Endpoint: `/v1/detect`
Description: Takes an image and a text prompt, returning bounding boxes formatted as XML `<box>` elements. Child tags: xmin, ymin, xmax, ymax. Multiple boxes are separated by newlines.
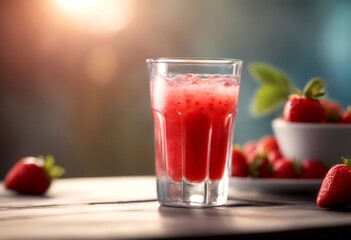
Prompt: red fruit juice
<box><xmin>151</xmin><ymin>74</ymin><xmax>240</xmax><ymax>183</ymax></box>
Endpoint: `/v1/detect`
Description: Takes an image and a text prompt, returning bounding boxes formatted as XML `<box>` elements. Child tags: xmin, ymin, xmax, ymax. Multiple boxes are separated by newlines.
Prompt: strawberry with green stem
<box><xmin>249</xmin><ymin>63</ymin><xmax>331</xmax><ymax>122</ymax></box>
<box><xmin>4</xmin><ymin>155</ymin><xmax>65</xmax><ymax>195</ymax></box>
<box><xmin>248</xmin><ymin>151</ymin><xmax>273</xmax><ymax>178</ymax></box>
<box><xmin>317</xmin><ymin>157</ymin><xmax>351</xmax><ymax>208</ymax></box>
<box><xmin>283</xmin><ymin>78</ymin><xmax>326</xmax><ymax>123</ymax></box>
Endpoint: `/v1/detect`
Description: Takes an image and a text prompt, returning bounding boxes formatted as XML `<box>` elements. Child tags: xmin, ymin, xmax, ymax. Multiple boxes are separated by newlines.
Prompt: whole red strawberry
<box><xmin>242</xmin><ymin>140</ymin><xmax>257</xmax><ymax>156</ymax></box>
<box><xmin>256</xmin><ymin>135</ymin><xmax>280</xmax><ymax>153</ymax></box>
<box><xmin>255</xmin><ymin>135</ymin><xmax>283</xmax><ymax>163</ymax></box>
<box><xmin>283</xmin><ymin>78</ymin><xmax>326</xmax><ymax>123</ymax></box>
<box><xmin>317</xmin><ymin>158</ymin><xmax>351</xmax><ymax>208</ymax></box>
<box><xmin>267</xmin><ymin>149</ymin><xmax>283</xmax><ymax>163</ymax></box>
<box><xmin>320</xmin><ymin>99</ymin><xmax>343</xmax><ymax>123</ymax></box>
<box><xmin>273</xmin><ymin>158</ymin><xmax>300</xmax><ymax>179</ymax></box>
<box><xmin>4</xmin><ymin>155</ymin><xmax>64</xmax><ymax>195</ymax></box>
<box><xmin>248</xmin><ymin>151</ymin><xmax>273</xmax><ymax>178</ymax></box>
<box><xmin>300</xmin><ymin>160</ymin><xmax>329</xmax><ymax>179</ymax></box>
<box><xmin>340</xmin><ymin>106</ymin><xmax>351</xmax><ymax>124</ymax></box>
<box><xmin>231</xmin><ymin>146</ymin><xmax>249</xmax><ymax>177</ymax></box>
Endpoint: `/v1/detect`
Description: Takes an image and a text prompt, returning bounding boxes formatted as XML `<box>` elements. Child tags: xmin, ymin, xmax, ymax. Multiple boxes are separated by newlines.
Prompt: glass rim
<box><xmin>146</xmin><ymin>57</ymin><xmax>242</xmax><ymax>65</ymax></box>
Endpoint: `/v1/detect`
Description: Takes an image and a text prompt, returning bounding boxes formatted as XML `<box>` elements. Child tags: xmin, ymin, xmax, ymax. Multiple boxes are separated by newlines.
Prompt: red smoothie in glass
<box><xmin>151</xmin><ymin>74</ymin><xmax>240</xmax><ymax>183</ymax></box>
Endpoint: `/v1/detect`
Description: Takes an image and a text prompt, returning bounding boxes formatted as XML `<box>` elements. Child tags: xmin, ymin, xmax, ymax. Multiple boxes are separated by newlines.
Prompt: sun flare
<box><xmin>55</xmin><ymin>0</ymin><xmax>133</xmax><ymax>36</ymax></box>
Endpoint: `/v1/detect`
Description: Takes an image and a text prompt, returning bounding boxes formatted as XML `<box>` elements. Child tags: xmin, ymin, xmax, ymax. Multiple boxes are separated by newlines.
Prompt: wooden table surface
<box><xmin>1</xmin><ymin>176</ymin><xmax>351</xmax><ymax>239</ymax></box>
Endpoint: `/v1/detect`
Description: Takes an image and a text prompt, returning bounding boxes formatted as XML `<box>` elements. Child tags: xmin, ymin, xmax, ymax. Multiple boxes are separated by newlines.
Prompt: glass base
<box><xmin>156</xmin><ymin>178</ymin><xmax>228</xmax><ymax>207</ymax></box>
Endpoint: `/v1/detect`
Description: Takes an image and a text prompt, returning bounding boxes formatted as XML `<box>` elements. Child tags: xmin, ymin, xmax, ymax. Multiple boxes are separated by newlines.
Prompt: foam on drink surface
<box><xmin>151</xmin><ymin>74</ymin><xmax>240</xmax><ymax>115</ymax></box>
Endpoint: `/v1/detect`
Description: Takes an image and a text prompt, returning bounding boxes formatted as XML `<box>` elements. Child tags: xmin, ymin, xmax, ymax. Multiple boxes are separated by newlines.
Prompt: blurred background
<box><xmin>1</xmin><ymin>0</ymin><xmax>351</xmax><ymax>179</ymax></box>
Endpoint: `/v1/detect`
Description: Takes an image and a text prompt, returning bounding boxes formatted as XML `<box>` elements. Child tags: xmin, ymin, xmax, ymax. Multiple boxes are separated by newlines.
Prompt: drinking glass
<box><xmin>147</xmin><ymin>58</ymin><xmax>242</xmax><ymax>207</ymax></box>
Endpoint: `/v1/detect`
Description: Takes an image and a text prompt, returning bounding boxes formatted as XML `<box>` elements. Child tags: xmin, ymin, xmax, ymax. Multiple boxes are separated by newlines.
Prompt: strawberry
<box><xmin>317</xmin><ymin>158</ymin><xmax>351</xmax><ymax>208</ymax></box>
<box><xmin>267</xmin><ymin>149</ymin><xmax>283</xmax><ymax>163</ymax></box>
<box><xmin>255</xmin><ymin>135</ymin><xmax>283</xmax><ymax>163</ymax></box>
<box><xmin>231</xmin><ymin>146</ymin><xmax>249</xmax><ymax>177</ymax></box>
<box><xmin>320</xmin><ymin>99</ymin><xmax>343</xmax><ymax>123</ymax></box>
<box><xmin>242</xmin><ymin>140</ymin><xmax>257</xmax><ymax>156</ymax></box>
<box><xmin>300</xmin><ymin>159</ymin><xmax>329</xmax><ymax>179</ymax></box>
<box><xmin>4</xmin><ymin>155</ymin><xmax>64</xmax><ymax>195</ymax></box>
<box><xmin>273</xmin><ymin>158</ymin><xmax>300</xmax><ymax>179</ymax></box>
<box><xmin>340</xmin><ymin>106</ymin><xmax>351</xmax><ymax>124</ymax></box>
<box><xmin>248</xmin><ymin>151</ymin><xmax>273</xmax><ymax>178</ymax></box>
<box><xmin>283</xmin><ymin>78</ymin><xmax>326</xmax><ymax>123</ymax></box>
<box><xmin>256</xmin><ymin>135</ymin><xmax>280</xmax><ymax>153</ymax></box>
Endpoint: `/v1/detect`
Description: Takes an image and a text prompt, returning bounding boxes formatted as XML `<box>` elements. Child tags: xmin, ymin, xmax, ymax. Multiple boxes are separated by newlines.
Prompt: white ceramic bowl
<box><xmin>272</xmin><ymin>118</ymin><xmax>351</xmax><ymax>167</ymax></box>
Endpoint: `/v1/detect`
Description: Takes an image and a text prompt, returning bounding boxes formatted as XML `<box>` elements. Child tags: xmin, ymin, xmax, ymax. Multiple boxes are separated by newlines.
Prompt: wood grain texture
<box><xmin>1</xmin><ymin>176</ymin><xmax>351</xmax><ymax>239</ymax></box>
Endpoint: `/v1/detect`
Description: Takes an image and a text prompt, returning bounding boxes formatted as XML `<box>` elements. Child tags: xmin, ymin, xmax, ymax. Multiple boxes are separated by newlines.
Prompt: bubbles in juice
<box><xmin>151</xmin><ymin>74</ymin><xmax>240</xmax><ymax>183</ymax></box>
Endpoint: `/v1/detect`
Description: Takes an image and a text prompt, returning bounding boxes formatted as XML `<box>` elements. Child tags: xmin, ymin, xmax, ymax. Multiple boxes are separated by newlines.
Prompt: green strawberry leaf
<box><xmin>342</xmin><ymin>157</ymin><xmax>351</xmax><ymax>168</ymax></box>
<box><xmin>249</xmin><ymin>63</ymin><xmax>292</xmax><ymax>116</ymax></box>
<box><xmin>251</xmin><ymin>85</ymin><xmax>290</xmax><ymax>116</ymax></box>
<box><xmin>292</xmin><ymin>159</ymin><xmax>302</xmax><ymax>177</ymax></box>
<box><xmin>43</xmin><ymin>155</ymin><xmax>65</xmax><ymax>180</ymax></box>
<box><xmin>249</xmin><ymin>63</ymin><xmax>291</xmax><ymax>88</ymax></box>
<box><xmin>303</xmin><ymin>77</ymin><xmax>326</xmax><ymax>99</ymax></box>
<box><xmin>249</xmin><ymin>159</ymin><xmax>260</xmax><ymax>178</ymax></box>
<box><xmin>292</xmin><ymin>87</ymin><xmax>303</xmax><ymax>96</ymax></box>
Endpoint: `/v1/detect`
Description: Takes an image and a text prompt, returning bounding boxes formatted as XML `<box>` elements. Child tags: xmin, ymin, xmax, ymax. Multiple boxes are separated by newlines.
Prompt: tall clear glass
<box><xmin>147</xmin><ymin>58</ymin><xmax>243</xmax><ymax>207</ymax></box>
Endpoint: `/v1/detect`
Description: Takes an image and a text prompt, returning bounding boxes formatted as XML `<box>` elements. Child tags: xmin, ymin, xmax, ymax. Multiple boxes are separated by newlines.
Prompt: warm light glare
<box><xmin>56</xmin><ymin>0</ymin><xmax>92</xmax><ymax>13</ymax></box>
<box><xmin>85</xmin><ymin>46</ymin><xmax>118</xmax><ymax>84</ymax></box>
<box><xmin>56</xmin><ymin>0</ymin><xmax>133</xmax><ymax>36</ymax></box>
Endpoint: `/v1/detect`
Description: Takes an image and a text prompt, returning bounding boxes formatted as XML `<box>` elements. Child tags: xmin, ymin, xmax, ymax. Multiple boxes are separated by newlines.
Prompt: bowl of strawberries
<box><xmin>272</xmin><ymin>78</ymin><xmax>351</xmax><ymax>168</ymax></box>
<box><xmin>230</xmin><ymin>63</ymin><xmax>351</xmax><ymax>195</ymax></box>
<box><xmin>230</xmin><ymin>134</ymin><xmax>329</xmax><ymax>194</ymax></box>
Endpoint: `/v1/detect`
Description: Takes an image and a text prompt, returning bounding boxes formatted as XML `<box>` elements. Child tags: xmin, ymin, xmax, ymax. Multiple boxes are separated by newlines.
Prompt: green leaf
<box><xmin>251</xmin><ymin>85</ymin><xmax>290</xmax><ymax>116</ymax></box>
<box><xmin>292</xmin><ymin>87</ymin><xmax>303</xmax><ymax>96</ymax></box>
<box><xmin>342</xmin><ymin>157</ymin><xmax>351</xmax><ymax>168</ymax></box>
<box><xmin>248</xmin><ymin>63</ymin><xmax>292</xmax><ymax>116</ymax></box>
<box><xmin>303</xmin><ymin>77</ymin><xmax>326</xmax><ymax>99</ymax></box>
<box><xmin>249</xmin><ymin>63</ymin><xmax>291</xmax><ymax>89</ymax></box>
<box><xmin>249</xmin><ymin>159</ymin><xmax>260</xmax><ymax>178</ymax></box>
<box><xmin>43</xmin><ymin>155</ymin><xmax>55</xmax><ymax>170</ymax></box>
<box><xmin>43</xmin><ymin>155</ymin><xmax>65</xmax><ymax>180</ymax></box>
